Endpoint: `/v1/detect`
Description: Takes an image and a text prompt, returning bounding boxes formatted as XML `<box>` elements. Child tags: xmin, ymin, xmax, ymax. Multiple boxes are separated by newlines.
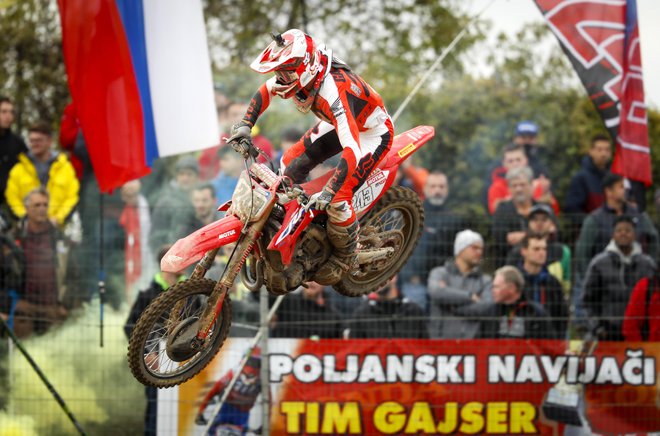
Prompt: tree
<box><xmin>203</xmin><ymin>0</ymin><xmax>481</xmax><ymax>102</ymax></box>
<box><xmin>0</xmin><ymin>0</ymin><xmax>68</xmax><ymax>131</ymax></box>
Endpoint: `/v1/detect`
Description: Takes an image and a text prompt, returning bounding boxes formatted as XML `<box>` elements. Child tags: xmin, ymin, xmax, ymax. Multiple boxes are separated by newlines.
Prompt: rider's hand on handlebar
<box><xmin>195</xmin><ymin>414</ymin><xmax>208</xmax><ymax>426</ymax></box>
<box><xmin>226</xmin><ymin>121</ymin><xmax>258</xmax><ymax>158</ymax></box>
<box><xmin>305</xmin><ymin>189</ymin><xmax>334</xmax><ymax>211</ymax></box>
<box><xmin>227</xmin><ymin>121</ymin><xmax>251</xmax><ymax>143</ymax></box>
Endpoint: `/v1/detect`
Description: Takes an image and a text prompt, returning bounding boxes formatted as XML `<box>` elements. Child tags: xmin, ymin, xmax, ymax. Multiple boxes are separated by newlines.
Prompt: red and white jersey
<box><xmin>244</xmin><ymin>59</ymin><xmax>392</xmax><ymax>200</ymax></box>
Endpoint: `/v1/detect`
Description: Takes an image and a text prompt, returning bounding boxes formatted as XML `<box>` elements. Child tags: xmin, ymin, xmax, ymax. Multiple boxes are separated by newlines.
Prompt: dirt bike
<box><xmin>127</xmin><ymin>125</ymin><xmax>435</xmax><ymax>388</ymax></box>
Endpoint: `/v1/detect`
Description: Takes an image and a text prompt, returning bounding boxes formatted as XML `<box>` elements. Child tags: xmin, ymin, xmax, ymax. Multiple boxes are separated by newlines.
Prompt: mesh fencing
<box><xmin>1</xmin><ymin>202</ymin><xmax>659</xmax><ymax>435</ymax></box>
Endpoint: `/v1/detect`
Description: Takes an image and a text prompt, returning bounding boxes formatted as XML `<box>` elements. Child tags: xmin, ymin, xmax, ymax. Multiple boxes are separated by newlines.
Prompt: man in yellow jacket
<box><xmin>5</xmin><ymin>122</ymin><xmax>79</xmax><ymax>226</ymax></box>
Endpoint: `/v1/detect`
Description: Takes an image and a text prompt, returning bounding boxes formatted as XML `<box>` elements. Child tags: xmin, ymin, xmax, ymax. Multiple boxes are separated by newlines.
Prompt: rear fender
<box><xmin>161</xmin><ymin>215</ymin><xmax>242</xmax><ymax>272</ymax></box>
<box><xmin>381</xmin><ymin>125</ymin><xmax>435</xmax><ymax>171</ymax></box>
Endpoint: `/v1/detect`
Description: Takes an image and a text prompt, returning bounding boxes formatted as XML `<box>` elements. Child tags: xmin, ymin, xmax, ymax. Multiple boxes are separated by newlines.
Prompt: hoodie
<box><xmin>582</xmin><ymin>240</ymin><xmax>656</xmax><ymax>340</ymax></box>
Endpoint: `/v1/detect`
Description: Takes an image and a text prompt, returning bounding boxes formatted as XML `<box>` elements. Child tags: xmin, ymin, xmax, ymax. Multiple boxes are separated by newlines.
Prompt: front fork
<box><xmin>189</xmin><ymin>211</ymin><xmax>272</xmax><ymax>350</ymax></box>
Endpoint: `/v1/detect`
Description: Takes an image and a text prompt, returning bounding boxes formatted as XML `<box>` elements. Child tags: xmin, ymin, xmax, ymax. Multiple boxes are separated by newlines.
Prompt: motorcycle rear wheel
<box><xmin>127</xmin><ymin>278</ymin><xmax>232</xmax><ymax>388</ymax></box>
<box><xmin>333</xmin><ymin>186</ymin><xmax>424</xmax><ymax>297</ymax></box>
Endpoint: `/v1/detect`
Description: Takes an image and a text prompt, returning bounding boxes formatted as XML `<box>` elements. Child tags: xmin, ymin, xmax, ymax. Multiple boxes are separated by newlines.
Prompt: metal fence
<box><xmin>1</xmin><ymin>202</ymin><xmax>659</xmax><ymax>435</ymax></box>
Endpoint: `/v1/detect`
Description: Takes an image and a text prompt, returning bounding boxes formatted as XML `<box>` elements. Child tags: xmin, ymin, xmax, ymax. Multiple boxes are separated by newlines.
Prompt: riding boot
<box><xmin>314</xmin><ymin>220</ymin><xmax>360</xmax><ymax>285</ymax></box>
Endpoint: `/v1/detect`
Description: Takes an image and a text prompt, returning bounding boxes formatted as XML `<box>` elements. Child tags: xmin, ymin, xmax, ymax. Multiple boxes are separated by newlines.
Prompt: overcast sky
<box><xmin>463</xmin><ymin>0</ymin><xmax>660</xmax><ymax>109</ymax></box>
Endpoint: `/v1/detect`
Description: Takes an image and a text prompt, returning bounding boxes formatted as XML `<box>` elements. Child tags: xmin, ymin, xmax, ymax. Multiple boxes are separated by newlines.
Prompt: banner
<box><xmin>58</xmin><ymin>0</ymin><xmax>218</xmax><ymax>193</ymax></box>
<box><xmin>166</xmin><ymin>339</ymin><xmax>660</xmax><ymax>435</ymax></box>
<box><xmin>533</xmin><ymin>0</ymin><xmax>651</xmax><ymax>186</ymax></box>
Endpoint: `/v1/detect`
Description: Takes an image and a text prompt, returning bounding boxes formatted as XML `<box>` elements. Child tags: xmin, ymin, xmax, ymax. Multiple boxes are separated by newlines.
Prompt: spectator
<box><xmin>12</xmin><ymin>188</ymin><xmax>68</xmax><ymax>337</ymax></box>
<box><xmin>124</xmin><ymin>245</ymin><xmax>185</xmax><ymax>436</ymax></box>
<box><xmin>180</xmin><ymin>183</ymin><xmax>221</xmax><ymax>236</ymax></box>
<box><xmin>574</xmin><ymin>173</ymin><xmax>658</xmax><ymax>280</ymax></box>
<box><xmin>516</xmin><ymin>232</ymin><xmax>568</xmax><ymax>337</ymax></box>
<box><xmin>512</xmin><ymin>120</ymin><xmax>550</xmax><ymax>178</ymax></box>
<box><xmin>0</xmin><ymin>96</ymin><xmax>27</xmax><ymax>208</ymax></box>
<box><xmin>473</xmin><ymin>266</ymin><xmax>557</xmax><ymax>339</ymax></box>
<box><xmin>427</xmin><ymin>230</ymin><xmax>492</xmax><ymax>339</ymax></box>
<box><xmin>395</xmin><ymin>159</ymin><xmax>429</xmax><ymax>199</ymax></box>
<box><xmin>623</xmin><ymin>275</ymin><xmax>660</xmax><ymax>341</ymax></box>
<box><xmin>58</xmin><ymin>101</ymin><xmax>85</xmax><ymax>181</ymax></box>
<box><xmin>272</xmin><ymin>126</ymin><xmax>304</xmax><ymax>174</ymax></box>
<box><xmin>506</xmin><ymin>203</ymin><xmax>571</xmax><ymax>294</ymax></box>
<box><xmin>149</xmin><ymin>156</ymin><xmax>198</xmax><ymax>253</ymax></box>
<box><xmin>348</xmin><ymin>276</ymin><xmax>428</xmax><ymax>339</ymax></box>
<box><xmin>488</xmin><ymin>144</ymin><xmax>558</xmax><ymax>215</ymax></box>
<box><xmin>582</xmin><ymin>216</ymin><xmax>656</xmax><ymax>341</ymax></box>
<box><xmin>271</xmin><ymin>281</ymin><xmax>343</xmax><ymax>338</ymax></box>
<box><xmin>198</xmin><ymin>100</ymin><xmax>273</xmax><ymax>180</ymax></box>
<box><xmin>400</xmin><ymin>170</ymin><xmax>466</xmax><ymax>311</ymax></box>
<box><xmin>492</xmin><ymin>166</ymin><xmax>536</xmax><ymax>265</ymax></box>
<box><xmin>119</xmin><ymin>180</ymin><xmax>153</xmax><ymax>301</ymax></box>
<box><xmin>482</xmin><ymin>121</ymin><xmax>551</xmax><ymax>212</ymax></box>
<box><xmin>5</xmin><ymin>122</ymin><xmax>79</xmax><ymax>226</ymax></box>
<box><xmin>211</xmin><ymin>146</ymin><xmax>244</xmax><ymax>207</ymax></box>
<box><xmin>564</xmin><ymin>133</ymin><xmax>612</xmax><ymax>221</ymax></box>
<box><xmin>0</xmin><ymin>218</ymin><xmax>24</xmax><ymax>332</ymax></box>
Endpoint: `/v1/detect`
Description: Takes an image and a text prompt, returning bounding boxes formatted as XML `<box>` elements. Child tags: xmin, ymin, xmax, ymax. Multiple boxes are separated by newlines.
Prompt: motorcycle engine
<box><xmin>262</xmin><ymin>221</ymin><xmax>332</xmax><ymax>295</ymax></box>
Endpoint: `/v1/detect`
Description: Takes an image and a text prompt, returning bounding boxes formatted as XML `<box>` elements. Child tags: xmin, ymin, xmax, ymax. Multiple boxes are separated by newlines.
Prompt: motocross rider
<box><xmin>228</xmin><ymin>29</ymin><xmax>394</xmax><ymax>284</ymax></box>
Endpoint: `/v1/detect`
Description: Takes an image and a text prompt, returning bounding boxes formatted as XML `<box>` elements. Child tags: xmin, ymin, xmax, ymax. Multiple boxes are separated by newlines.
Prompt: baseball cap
<box><xmin>528</xmin><ymin>203</ymin><xmax>554</xmax><ymax>220</ymax></box>
<box><xmin>515</xmin><ymin>121</ymin><xmax>539</xmax><ymax>136</ymax></box>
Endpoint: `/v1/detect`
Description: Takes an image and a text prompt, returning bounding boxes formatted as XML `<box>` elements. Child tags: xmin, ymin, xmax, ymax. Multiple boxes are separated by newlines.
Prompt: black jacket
<box><xmin>349</xmin><ymin>296</ymin><xmax>429</xmax><ymax>339</ymax></box>
<box><xmin>462</xmin><ymin>295</ymin><xmax>558</xmax><ymax>339</ymax></box>
<box><xmin>0</xmin><ymin>129</ymin><xmax>27</xmax><ymax>207</ymax></box>
<box><xmin>583</xmin><ymin>242</ymin><xmax>657</xmax><ymax>341</ymax></box>
<box><xmin>520</xmin><ymin>266</ymin><xmax>568</xmax><ymax>337</ymax></box>
<box><xmin>564</xmin><ymin>156</ymin><xmax>608</xmax><ymax>219</ymax></box>
<box><xmin>124</xmin><ymin>276</ymin><xmax>168</xmax><ymax>339</ymax></box>
<box><xmin>492</xmin><ymin>200</ymin><xmax>537</xmax><ymax>266</ymax></box>
<box><xmin>272</xmin><ymin>291</ymin><xmax>344</xmax><ymax>339</ymax></box>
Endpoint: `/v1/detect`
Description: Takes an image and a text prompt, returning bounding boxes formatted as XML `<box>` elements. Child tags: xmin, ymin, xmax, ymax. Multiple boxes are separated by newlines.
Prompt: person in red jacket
<box><xmin>58</xmin><ymin>102</ymin><xmax>84</xmax><ymax>181</ymax></box>
<box><xmin>229</xmin><ymin>29</ymin><xmax>394</xmax><ymax>284</ymax></box>
<box><xmin>623</xmin><ymin>276</ymin><xmax>660</xmax><ymax>341</ymax></box>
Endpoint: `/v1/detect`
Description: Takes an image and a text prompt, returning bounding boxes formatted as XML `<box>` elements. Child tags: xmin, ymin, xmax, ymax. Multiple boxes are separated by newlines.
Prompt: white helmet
<box><xmin>250</xmin><ymin>29</ymin><xmax>327</xmax><ymax>100</ymax></box>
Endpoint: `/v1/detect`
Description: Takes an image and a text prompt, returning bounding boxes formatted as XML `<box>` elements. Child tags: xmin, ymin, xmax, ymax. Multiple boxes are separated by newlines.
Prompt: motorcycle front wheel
<box><xmin>333</xmin><ymin>186</ymin><xmax>424</xmax><ymax>297</ymax></box>
<box><xmin>127</xmin><ymin>278</ymin><xmax>232</xmax><ymax>388</ymax></box>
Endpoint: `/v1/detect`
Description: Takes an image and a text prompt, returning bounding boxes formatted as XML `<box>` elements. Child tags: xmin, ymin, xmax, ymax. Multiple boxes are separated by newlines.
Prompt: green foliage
<box><xmin>0</xmin><ymin>0</ymin><xmax>68</xmax><ymax>131</ymax></box>
<box><xmin>203</xmin><ymin>0</ymin><xmax>481</xmax><ymax>98</ymax></box>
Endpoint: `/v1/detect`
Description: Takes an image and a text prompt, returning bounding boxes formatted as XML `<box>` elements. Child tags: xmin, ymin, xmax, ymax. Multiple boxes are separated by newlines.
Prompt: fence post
<box><xmin>259</xmin><ymin>286</ymin><xmax>270</xmax><ymax>435</ymax></box>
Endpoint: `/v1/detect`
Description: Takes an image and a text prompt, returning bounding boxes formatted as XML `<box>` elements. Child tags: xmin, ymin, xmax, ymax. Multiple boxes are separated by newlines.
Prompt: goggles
<box><xmin>275</xmin><ymin>70</ymin><xmax>298</xmax><ymax>85</ymax></box>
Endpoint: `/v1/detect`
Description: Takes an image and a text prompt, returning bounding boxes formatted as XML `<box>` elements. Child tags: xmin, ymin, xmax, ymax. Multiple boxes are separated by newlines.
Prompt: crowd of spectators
<box><xmin>267</xmin><ymin>119</ymin><xmax>660</xmax><ymax>342</ymax></box>
<box><xmin>1</xmin><ymin>88</ymin><xmax>658</xmax><ymax>345</ymax></box>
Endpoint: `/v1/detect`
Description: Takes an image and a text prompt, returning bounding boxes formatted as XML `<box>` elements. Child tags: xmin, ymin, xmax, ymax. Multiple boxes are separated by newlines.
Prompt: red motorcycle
<box><xmin>128</xmin><ymin>125</ymin><xmax>435</xmax><ymax>387</ymax></box>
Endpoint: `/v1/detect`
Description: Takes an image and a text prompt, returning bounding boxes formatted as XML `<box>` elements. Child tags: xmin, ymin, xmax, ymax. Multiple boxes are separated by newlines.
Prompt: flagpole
<box><xmin>391</xmin><ymin>0</ymin><xmax>498</xmax><ymax>123</ymax></box>
<box><xmin>99</xmin><ymin>192</ymin><xmax>105</xmax><ymax>348</ymax></box>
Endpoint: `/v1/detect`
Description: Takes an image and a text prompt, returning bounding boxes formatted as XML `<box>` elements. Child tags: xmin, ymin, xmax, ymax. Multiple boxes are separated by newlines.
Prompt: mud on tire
<box><xmin>127</xmin><ymin>278</ymin><xmax>232</xmax><ymax>388</ymax></box>
<box><xmin>333</xmin><ymin>186</ymin><xmax>424</xmax><ymax>297</ymax></box>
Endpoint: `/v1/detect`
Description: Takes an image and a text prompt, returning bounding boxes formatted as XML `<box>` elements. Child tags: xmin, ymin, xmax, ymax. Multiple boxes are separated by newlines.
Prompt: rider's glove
<box><xmin>306</xmin><ymin>189</ymin><xmax>334</xmax><ymax>211</ymax></box>
<box><xmin>195</xmin><ymin>414</ymin><xmax>208</xmax><ymax>426</ymax></box>
<box><xmin>227</xmin><ymin>121</ymin><xmax>252</xmax><ymax>142</ymax></box>
<box><xmin>227</xmin><ymin>121</ymin><xmax>253</xmax><ymax>157</ymax></box>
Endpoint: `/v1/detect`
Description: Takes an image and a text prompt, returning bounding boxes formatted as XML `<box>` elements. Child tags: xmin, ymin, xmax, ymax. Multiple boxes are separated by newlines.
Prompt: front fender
<box><xmin>160</xmin><ymin>215</ymin><xmax>242</xmax><ymax>273</ymax></box>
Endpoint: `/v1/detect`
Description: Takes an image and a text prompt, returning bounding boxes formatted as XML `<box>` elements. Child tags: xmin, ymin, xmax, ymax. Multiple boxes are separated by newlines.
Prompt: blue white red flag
<box><xmin>534</xmin><ymin>0</ymin><xmax>651</xmax><ymax>185</ymax></box>
<box><xmin>58</xmin><ymin>0</ymin><xmax>219</xmax><ymax>192</ymax></box>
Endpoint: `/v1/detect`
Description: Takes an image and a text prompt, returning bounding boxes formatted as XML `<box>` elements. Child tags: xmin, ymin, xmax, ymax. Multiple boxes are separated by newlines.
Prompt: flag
<box><xmin>58</xmin><ymin>0</ymin><xmax>219</xmax><ymax>192</ymax></box>
<box><xmin>534</xmin><ymin>0</ymin><xmax>651</xmax><ymax>186</ymax></box>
